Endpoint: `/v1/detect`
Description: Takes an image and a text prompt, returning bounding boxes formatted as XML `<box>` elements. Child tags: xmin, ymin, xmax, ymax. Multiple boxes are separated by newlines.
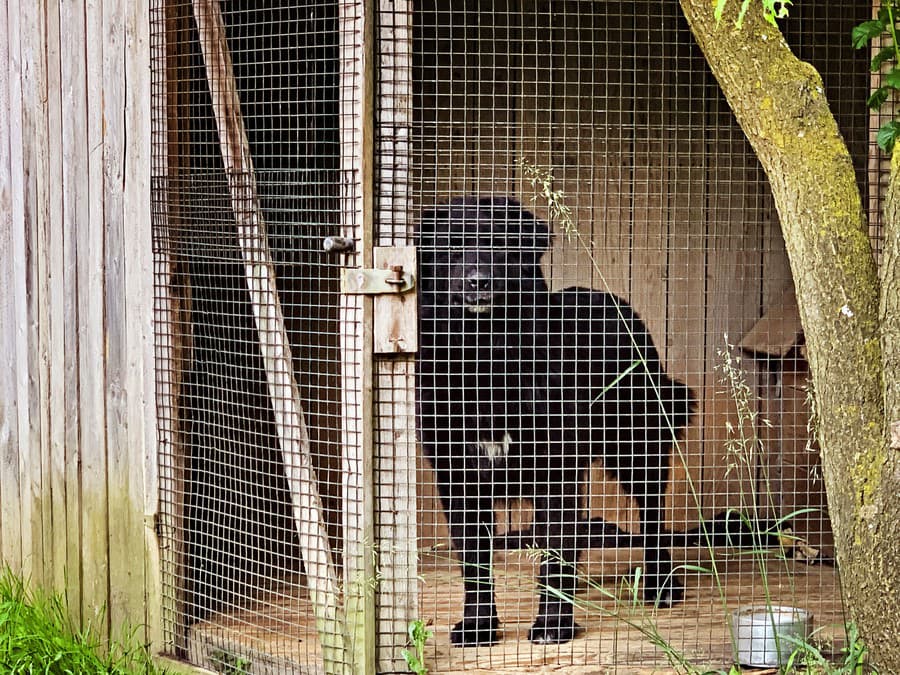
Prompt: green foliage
<box><xmin>780</xmin><ymin>622</ymin><xmax>873</xmax><ymax>674</ymax></box>
<box><xmin>400</xmin><ymin>619</ymin><xmax>433</xmax><ymax>675</ymax></box>
<box><xmin>852</xmin><ymin>3</ymin><xmax>900</xmax><ymax>153</ymax></box>
<box><xmin>0</xmin><ymin>567</ymin><xmax>167</xmax><ymax>674</ymax></box>
<box><xmin>209</xmin><ymin>649</ymin><xmax>252</xmax><ymax>675</ymax></box>
<box><xmin>713</xmin><ymin>0</ymin><xmax>792</xmax><ymax>29</ymax></box>
<box><xmin>760</xmin><ymin>0</ymin><xmax>792</xmax><ymax>26</ymax></box>
<box><xmin>878</xmin><ymin>120</ymin><xmax>900</xmax><ymax>154</ymax></box>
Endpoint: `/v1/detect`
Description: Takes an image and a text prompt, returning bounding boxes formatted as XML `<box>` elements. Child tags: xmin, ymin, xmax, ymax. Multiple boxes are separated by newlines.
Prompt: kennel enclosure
<box><xmin>0</xmin><ymin>1</ymin><xmax>880</xmax><ymax>674</ymax></box>
<box><xmin>148</xmin><ymin>1</ymin><xmax>877</xmax><ymax>672</ymax></box>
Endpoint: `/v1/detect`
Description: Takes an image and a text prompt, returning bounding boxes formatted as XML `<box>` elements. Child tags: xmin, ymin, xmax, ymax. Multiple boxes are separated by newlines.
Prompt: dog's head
<box><xmin>418</xmin><ymin>196</ymin><xmax>551</xmax><ymax>316</ymax></box>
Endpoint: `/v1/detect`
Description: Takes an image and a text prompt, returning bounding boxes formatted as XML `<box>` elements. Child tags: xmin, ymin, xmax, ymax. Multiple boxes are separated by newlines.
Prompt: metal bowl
<box><xmin>732</xmin><ymin>605</ymin><xmax>812</xmax><ymax>667</ymax></box>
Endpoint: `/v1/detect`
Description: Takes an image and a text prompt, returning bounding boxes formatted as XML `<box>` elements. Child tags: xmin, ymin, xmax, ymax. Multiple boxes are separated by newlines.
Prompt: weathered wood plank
<box><xmin>44</xmin><ymin>0</ymin><xmax>69</xmax><ymax>598</ymax></box>
<box><xmin>339</xmin><ymin>1</ymin><xmax>377</xmax><ymax>673</ymax></box>
<box><xmin>81</xmin><ymin>0</ymin><xmax>112</xmax><ymax>630</ymax></box>
<box><xmin>700</xmin><ymin>109</ymin><xmax>766</xmax><ymax>520</ymax></box>
<box><xmin>469</xmin><ymin>10</ymin><xmax>517</xmax><ymax>197</ymax></box>
<box><xmin>123</xmin><ymin>0</ymin><xmax>154</xmax><ymax>643</ymax></box>
<box><xmin>18</xmin><ymin>0</ymin><xmax>50</xmax><ymax>589</ymax></box>
<box><xmin>663</xmin><ymin>29</ymin><xmax>711</xmax><ymax>531</ymax></box>
<box><xmin>102</xmin><ymin>0</ymin><xmax>137</xmax><ymax>636</ymax></box>
<box><xmin>664</xmin><ymin>133</ymin><xmax>709</xmax><ymax>530</ymax></box>
<box><xmin>628</xmin><ymin>3</ymin><xmax>671</xmax><ymax>361</ymax></box>
<box><xmin>415</xmin><ymin>1</ymin><xmax>474</xmax><ymax>206</ymax></box>
<box><xmin>58</xmin><ymin>0</ymin><xmax>90</xmax><ymax>624</ymax></box>
<box><xmin>0</xmin><ymin>0</ymin><xmax>24</xmax><ymax>572</ymax></box>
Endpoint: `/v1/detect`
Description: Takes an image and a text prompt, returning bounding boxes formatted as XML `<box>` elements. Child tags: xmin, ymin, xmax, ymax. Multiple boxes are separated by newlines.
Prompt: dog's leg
<box><xmin>528</xmin><ymin>491</ymin><xmax>583</xmax><ymax>644</ymax></box>
<box><xmin>636</xmin><ymin>490</ymin><xmax>685</xmax><ymax>607</ymax></box>
<box><xmin>443</xmin><ymin>487</ymin><xmax>499</xmax><ymax>647</ymax></box>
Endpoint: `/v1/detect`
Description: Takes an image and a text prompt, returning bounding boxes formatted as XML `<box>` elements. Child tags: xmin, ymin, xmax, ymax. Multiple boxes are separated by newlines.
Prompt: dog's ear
<box><xmin>418</xmin><ymin>195</ymin><xmax>551</xmax><ymax>255</ymax></box>
<box><xmin>417</xmin><ymin>204</ymin><xmax>448</xmax><ymax>251</ymax></box>
<box><xmin>477</xmin><ymin>196</ymin><xmax>550</xmax><ymax>256</ymax></box>
<box><xmin>418</xmin><ymin>199</ymin><xmax>471</xmax><ymax>251</ymax></box>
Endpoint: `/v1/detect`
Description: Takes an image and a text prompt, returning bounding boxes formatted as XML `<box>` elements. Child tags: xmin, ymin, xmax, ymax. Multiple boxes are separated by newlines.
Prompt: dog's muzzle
<box><xmin>465</xmin><ymin>298</ymin><xmax>493</xmax><ymax>314</ymax></box>
<box><xmin>463</xmin><ymin>273</ymin><xmax>494</xmax><ymax>313</ymax></box>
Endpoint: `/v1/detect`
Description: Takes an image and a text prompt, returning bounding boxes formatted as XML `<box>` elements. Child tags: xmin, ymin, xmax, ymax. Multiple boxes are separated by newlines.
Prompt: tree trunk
<box><xmin>678</xmin><ymin>1</ymin><xmax>900</xmax><ymax>669</ymax></box>
<box><xmin>882</xmin><ymin>150</ymin><xmax>900</xmax><ymax>442</ymax></box>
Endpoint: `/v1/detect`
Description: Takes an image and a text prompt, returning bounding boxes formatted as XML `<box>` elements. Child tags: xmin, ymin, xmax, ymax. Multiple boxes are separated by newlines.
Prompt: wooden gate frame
<box><xmin>150</xmin><ymin>2</ymin><xmax>418</xmax><ymax>674</ymax></box>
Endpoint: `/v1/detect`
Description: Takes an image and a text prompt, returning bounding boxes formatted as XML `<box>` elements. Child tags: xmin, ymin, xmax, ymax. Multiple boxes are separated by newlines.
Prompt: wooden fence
<box><xmin>0</xmin><ymin>0</ymin><xmax>158</xmax><ymax>653</ymax></box>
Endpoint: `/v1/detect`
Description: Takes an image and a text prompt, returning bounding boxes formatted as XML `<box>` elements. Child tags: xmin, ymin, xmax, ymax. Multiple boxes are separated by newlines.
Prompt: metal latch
<box><xmin>341</xmin><ymin>265</ymin><xmax>415</xmax><ymax>295</ymax></box>
<box><xmin>339</xmin><ymin>246</ymin><xmax>418</xmax><ymax>354</ymax></box>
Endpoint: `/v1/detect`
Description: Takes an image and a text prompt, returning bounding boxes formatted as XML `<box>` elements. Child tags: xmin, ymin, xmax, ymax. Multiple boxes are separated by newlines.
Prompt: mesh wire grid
<box><xmin>404</xmin><ymin>1</ymin><xmax>868</xmax><ymax>671</ymax></box>
<box><xmin>152</xmin><ymin>1</ymin><xmax>876</xmax><ymax>673</ymax></box>
<box><xmin>152</xmin><ymin>1</ymin><xmax>355</xmax><ymax>672</ymax></box>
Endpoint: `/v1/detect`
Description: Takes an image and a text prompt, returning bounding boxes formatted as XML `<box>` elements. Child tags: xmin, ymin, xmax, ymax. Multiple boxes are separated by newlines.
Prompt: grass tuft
<box><xmin>0</xmin><ymin>567</ymin><xmax>167</xmax><ymax>674</ymax></box>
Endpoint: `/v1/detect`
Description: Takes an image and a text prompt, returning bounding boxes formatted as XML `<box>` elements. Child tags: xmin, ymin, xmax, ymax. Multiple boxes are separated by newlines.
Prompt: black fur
<box><xmin>417</xmin><ymin>196</ymin><xmax>696</xmax><ymax>646</ymax></box>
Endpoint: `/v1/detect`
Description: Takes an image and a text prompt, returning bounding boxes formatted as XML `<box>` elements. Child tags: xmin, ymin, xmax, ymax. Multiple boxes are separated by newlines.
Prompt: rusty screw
<box><xmin>386</xmin><ymin>265</ymin><xmax>405</xmax><ymax>288</ymax></box>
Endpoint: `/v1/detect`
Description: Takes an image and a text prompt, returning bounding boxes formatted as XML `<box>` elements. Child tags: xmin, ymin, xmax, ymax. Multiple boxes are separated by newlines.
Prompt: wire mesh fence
<box><xmin>402</xmin><ymin>1</ymin><xmax>867</xmax><ymax>670</ymax></box>
<box><xmin>151</xmin><ymin>0</ymin><xmax>874</xmax><ymax>673</ymax></box>
<box><xmin>152</xmin><ymin>1</ymin><xmax>354</xmax><ymax>672</ymax></box>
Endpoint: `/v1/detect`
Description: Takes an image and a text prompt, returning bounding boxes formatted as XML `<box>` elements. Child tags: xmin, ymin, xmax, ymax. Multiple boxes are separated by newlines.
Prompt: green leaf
<box><xmin>877</xmin><ymin>120</ymin><xmax>900</xmax><ymax>153</ymax></box>
<box><xmin>868</xmin><ymin>86</ymin><xmax>891</xmax><ymax>111</ymax></box>
<box><xmin>713</xmin><ymin>0</ymin><xmax>727</xmax><ymax>25</ymax></box>
<box><xmin>734</xmin><ymin>0</ymin><xmax>752</xmax><ymax>30</ymax></box>
<box><xmin>885</xmin><ymin>68</ymin><xmax>900</xmax><ymax>89</ymax></box>
<box><xmin>852</xmin><ymin>19</ymin><xmax>887</xmax><ymax>49</ymax></box>
<box><xmin>871</xmin><ymin>46</ymin><xmax>897</xmax><ymax>73</ymax></box>
<box><xmin>761</xmin><ymin>0</ymin><xmax>792</xmax><ymax>26</ymax></box>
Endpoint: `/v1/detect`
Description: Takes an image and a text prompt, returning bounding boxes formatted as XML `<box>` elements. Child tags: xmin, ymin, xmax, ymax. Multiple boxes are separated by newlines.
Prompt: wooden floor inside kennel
<box><xmin>185</xmin><ymin>550</ymin><xmax>846</xmax><ymax>674</ymax></box>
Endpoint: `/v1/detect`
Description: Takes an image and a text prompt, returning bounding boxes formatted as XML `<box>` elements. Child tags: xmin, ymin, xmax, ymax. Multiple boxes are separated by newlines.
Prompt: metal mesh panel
<box><xmin>151</xmin><ymin>0</ymin><xmax>876</xmax><ymax>673</ymax></box>
<box><xmin>386</xmin><ymin>0</ymin><xmax>871</xmax><ymax>671</ymax></box>
<box><xmin>152</xmin><ymin>1</ymin><xmax>357</xmax><ymax>672</ymax></box>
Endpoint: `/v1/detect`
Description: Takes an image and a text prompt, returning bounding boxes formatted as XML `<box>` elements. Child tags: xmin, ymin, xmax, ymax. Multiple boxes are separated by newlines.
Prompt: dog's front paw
<box><xmin>450</xmin><ymin>615</ymin><xmax>500</xmax><ymax>647</ymax></box>
<box><xmin>528</xmin><ymin>616</ymin><xmax>583</xmax><ymax>645</ymax></box>
<box><xmin>643</xmin><ymin>573</ymin><xmax>685</xmax><ymax>608</ymax></box>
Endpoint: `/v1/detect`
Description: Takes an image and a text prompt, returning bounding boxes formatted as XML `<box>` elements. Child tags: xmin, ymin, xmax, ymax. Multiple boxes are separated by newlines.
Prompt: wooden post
<box><xmin>191</xmin><ymin>2</ymin><xmax>348</xmax><ymax>671</ymax></box>
<box><xmin>0</xmin><ymin>0</ymin><xmax>26</xmax><ymax>573</ymax></box>
<box><xmin>373</xmin><ymin>1</ymin><xmax>418</xmax><ymax>671</ymax></box>
<box><xmin>151</xmin><ymin>0</ymin><xmax>194</xmax><ymax>657</ymax></box>
<box><xmin>122</xmin><ymin>0</ymin><xmax>157</xmax><ymax>654</ymax></box>
<box><xmin>16</xmin><ymin>0</ymin><xmax>52</xmax><ymax>593</ymax></box>
<box><xmin>339</xmin><ymin>1</ymin><xmax>377</xmax><ymax>673</ymax></box>
<box><xmin>868</xmin><ymin>0</ymin><xmax>892</xmax><ymax>260</ymax></box>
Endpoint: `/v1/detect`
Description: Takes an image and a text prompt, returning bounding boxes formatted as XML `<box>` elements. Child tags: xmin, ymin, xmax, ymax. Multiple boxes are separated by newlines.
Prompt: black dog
<box><xmin>417</xmin><ymin>196</ymin><xmax>695</xmax><ymax>646</ymax></box>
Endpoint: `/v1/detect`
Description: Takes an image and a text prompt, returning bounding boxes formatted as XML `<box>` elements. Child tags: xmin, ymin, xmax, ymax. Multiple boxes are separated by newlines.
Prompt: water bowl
<box><xmin>732</xmin><ymin>605</ymin><xmax>811</xmax><ymax>667</ymax></box>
